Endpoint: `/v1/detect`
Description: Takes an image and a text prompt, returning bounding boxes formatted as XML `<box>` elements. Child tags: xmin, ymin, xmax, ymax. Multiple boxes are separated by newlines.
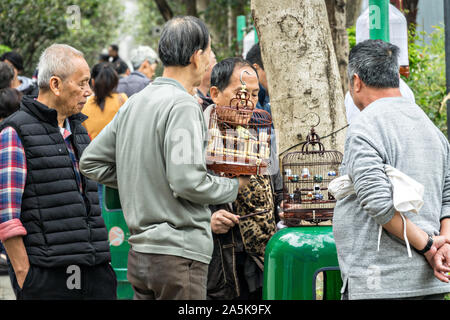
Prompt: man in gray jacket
<box><xmin>79</xmin><ymin>16</ymin><xmax>248</xmax><ymax>300</ymax></box>
<box><xmin>334</xmin><ymin>39</ymin><xmax>450</xmax><ymax>300</ymax></box>
<box><xmin>116</xmin><ymin>45</ymin><xmax>159</xmax><ymax>98</ymax></box>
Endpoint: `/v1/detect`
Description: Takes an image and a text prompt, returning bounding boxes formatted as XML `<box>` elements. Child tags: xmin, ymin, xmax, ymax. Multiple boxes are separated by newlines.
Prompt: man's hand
<box><xmin>2</xmin><ymin>236</ymin><xmax>30</xmax><ymax>289</ymax></box>
<box><xmin>425</xmin><ymin>242</ymin><xmax>450</xmax><ymax>283</ymax></box>
<box><xmin>15</xmin><ymin>266</ymin><xmax>30</xmax><ymax>289</ymax></box>
<box><xmin>423</xmin><ymin>235</ymin><xmax>450</xmax><ymax>260</ymax></box>
<box><xmin>211</xmin><ymin>209</ymin><xmax>239</xmax><ymax>234</ymax></box>
<box><xmin>278</xmin><ymin>201</ymin><xmax>286</xmax><ymax>221</ymax></box>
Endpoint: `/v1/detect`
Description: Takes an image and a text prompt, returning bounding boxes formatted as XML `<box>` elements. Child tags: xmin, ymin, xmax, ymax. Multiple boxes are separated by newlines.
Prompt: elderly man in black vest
<box><xmin>0</xmin><ymin>44</ymin><xmax>116</xmax><ymax>300</ymax></box>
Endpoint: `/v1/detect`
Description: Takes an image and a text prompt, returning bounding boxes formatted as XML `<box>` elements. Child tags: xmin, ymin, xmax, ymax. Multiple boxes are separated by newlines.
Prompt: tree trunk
<box><xmin>196</xmin><ymin>0</ymin><xmax>209</xmax><ymax>13</ymax></box>
<box><xmin>346</xmin><ymin>0</ymin><xmax>363</xmax><ymax>28</ymax></box>
<box><xmin>251</xmin><ymin>0</ymin><xmax>347</xmax><ymax>155</ymax></box>
<box><xmin>228</xmin><ymin>4</ymin><xmax>234</xmax><ymax>49</ymax></box>
<box><xmin>391</xmin><ymin>0</ymin><xmax>419</xmax><ymax>31</ymax></box>
<box><xmin>185</xmin><ymin>0</ymin><xmax>198</xmax><ymax>17</ymax></box>
<box><xmin>154</xmin><ymin>0</ymin><xmax>174</xmax><ymax>21</ymax></box>
<box><xmin>196</xmin><ymin>0</ymin><xmax>220</xmax><ymax>51</ymax></box>
<box><xmin>325</xmin><ymin>0</ymin><xmax>349</xmax><ymax>94</ymax></box>
<box><xmin>231</xmin><ymin>0</ymin><xmax>247</xmax><ymax>55</ymax></box>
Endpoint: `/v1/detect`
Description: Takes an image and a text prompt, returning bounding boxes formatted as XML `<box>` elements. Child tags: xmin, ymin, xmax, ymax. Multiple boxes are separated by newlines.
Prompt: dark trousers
<box><xmin>9</xmin><ymin>262</ymin><xmax>117</xmax><ymax>300</ymax></box>
<box><xmin>127</xmin><ymin>249</ymin><xmax>208</xmax><ymax>300</ymax></box>
<box><xmin>234</xmin><ymin>252</ymin><xmax>263</xmax><ymax>300</ymax></box>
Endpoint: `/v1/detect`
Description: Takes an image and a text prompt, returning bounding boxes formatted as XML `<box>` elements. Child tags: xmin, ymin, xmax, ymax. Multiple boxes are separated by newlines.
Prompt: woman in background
<box><xmin>82</xmin><ymin>62</ymin><xmax>127</xmax><ymax>140</ymax></box>
<box><xmin>0</xmin><ymin>88</ymin><xmax>21</xmax><ymax>122</ymax></box>
<box><xmin>82</xmin><ymin>62</ymin><xmax>127</xmax><ymax>207</ymax></box>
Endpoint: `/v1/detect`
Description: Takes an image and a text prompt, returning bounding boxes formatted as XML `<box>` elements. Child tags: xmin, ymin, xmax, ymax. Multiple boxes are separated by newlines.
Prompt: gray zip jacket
<box><xmin>79</xmin><ymin>77</ymin><xmax>239</xmax><ymax>264</ymax></box>
<box><xmin>334</xmin><ymin>97</ymin><xmax>450</xmax><ymax>299</ymax></box>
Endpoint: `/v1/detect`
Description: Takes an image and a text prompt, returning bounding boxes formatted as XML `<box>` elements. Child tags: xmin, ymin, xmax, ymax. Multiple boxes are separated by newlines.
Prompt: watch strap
<box><xmin>416</xmin><ymin>234</ymin><xmax>434</xmax><ymax>255</ymax></box>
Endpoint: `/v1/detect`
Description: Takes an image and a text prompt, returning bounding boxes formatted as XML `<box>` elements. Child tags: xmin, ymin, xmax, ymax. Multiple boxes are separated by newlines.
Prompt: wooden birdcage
<box><xmin>206</xmin><ymin>73</ymin><xmax>272</xmax><ymax>177</ymax></box>
<box><xmin>282</xmin><ymin>126</ymin><xmax>343</xmax><ymax>226</ymax></box>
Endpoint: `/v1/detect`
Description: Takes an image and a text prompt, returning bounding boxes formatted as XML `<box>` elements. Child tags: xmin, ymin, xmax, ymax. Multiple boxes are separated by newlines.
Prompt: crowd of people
<box><xmin>0</xmin><ymin>14</ymin><xmax>449</xmax><ymax>301</ymax></box>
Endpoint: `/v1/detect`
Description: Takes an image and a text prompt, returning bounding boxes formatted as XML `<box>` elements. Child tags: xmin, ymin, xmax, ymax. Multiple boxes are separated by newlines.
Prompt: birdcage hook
<box><xmin>239</xmin><ymin>70</ymin><xmax>253</xmax><ymax>91</ymax></box>
<box><xmin>226</xmin><ymin>70</ymin><xmax>256</xmax><ymax>111</ymax></box>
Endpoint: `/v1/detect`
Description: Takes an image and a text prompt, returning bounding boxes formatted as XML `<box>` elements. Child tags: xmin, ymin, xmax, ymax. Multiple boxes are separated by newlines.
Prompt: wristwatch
<box><xmin>416</xmin><ymin>234</ymin><xmax>434</xmax><ymax>255</ymax></box>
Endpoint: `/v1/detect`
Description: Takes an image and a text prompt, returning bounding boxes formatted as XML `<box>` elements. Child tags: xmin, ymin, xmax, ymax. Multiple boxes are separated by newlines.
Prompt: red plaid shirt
<box><xmin>0</xmin><ymin>120</ymin><xmax>82</xmax><ymax>242</ymax></box>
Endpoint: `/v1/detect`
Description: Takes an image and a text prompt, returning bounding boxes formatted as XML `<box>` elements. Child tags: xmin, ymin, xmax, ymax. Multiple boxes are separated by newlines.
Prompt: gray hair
<box><xmin>37</xmin><ymin>44</ymin><xmax>84</xmax><ymax>90</ymax></box>
<box><xmin>130</xmin><ymin>46</ymin><xmax>159</xmax><ymax>70</ymax></box>
<box><xmin>348</xmin><ymin>39</ymin><xmax>400</xmax><ymax>88</ymax></box>
<box><xmin>158</xmin><ymin>16</ymin><xmax>210</xmax><ymax>67</ymax></box>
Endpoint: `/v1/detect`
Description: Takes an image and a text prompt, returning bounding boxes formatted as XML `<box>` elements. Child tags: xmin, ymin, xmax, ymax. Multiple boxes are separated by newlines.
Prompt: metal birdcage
<box><xmin>282</xmin><ymin>124</ymin><xmax>343</xmax><ymax>226</ymax></box>
<box><xmin>206</xmin><ymin>71</ymin><xmax>272</xmax><ymax>177</ymax></box>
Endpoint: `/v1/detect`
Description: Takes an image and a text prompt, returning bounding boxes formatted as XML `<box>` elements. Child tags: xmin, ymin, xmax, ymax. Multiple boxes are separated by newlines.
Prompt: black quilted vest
<box><xmin>0</xmin><ymin>96</ymin><xmax>111</xmax><ymax>268</ymax></box>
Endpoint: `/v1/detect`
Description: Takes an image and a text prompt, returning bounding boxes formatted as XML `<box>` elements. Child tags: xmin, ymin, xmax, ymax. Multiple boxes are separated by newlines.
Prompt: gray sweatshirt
<box><xmin>334</xmin><ymin>97</ymin><xmax>450</xmax><ymax>299</ymax></box>
<box><xmin>79</xmin><ymin>77</ymin><xmax>239</xmax><ymax>264</ymax></box>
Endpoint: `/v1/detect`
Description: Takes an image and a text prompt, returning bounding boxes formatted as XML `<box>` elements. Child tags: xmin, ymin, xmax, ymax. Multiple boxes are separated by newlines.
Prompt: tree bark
<box><xmin>154</xmin><ymin>0</ymin><xmax>174</xmax><ymax>21</ymax></box>
<box><xmin>391</xmin><ymin>0</ymin><xmax>419</xmax><ymax>31</ymax></box>
<box><xmin>196</xmin><ymin>0</ymin><xmax>220</xmax><ymax>50</ymax></box>
<box><xmin>231</xmin><ymin>0</ymin><xmax>247</xmax><ymax>55</ymax></box>
<box><xmin>185</xmin><ymin>0</ymin><xmax>198</xmax><ymax>17</ymax></box>
<box><xmin>196</xmin><ymin>0</ymin><xmax>209</xmax><ymax>13</ymax></box>
<box><xmin>228</xmin><ymin>4</ymin><xmax>234</xmax><ymax>49</ymax></box>
<box><xmin>346</xmin><ymin>0</ymin><xmax>363</xmax><ymax>28</ymax></box>
<box><xmin>251</xmin><ymin>0</ymin><xmax>347</xmax><ymax>155</ymax></box>
<box><xmin>325</xmin><ymin>0</ymin><xmax>349</xmax><ymax>94</ymax></box>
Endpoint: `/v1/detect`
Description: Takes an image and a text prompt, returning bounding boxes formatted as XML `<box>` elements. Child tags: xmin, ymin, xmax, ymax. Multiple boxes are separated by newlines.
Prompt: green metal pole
<box><xmin>369</xmin><ymin>0</ymin><xmax>390</xmax><ymax>42</ymax></box>
<box><xmin>236</xmin><ymin>15</ymin><xmax>246</xmax><ymax>53</ymax></box>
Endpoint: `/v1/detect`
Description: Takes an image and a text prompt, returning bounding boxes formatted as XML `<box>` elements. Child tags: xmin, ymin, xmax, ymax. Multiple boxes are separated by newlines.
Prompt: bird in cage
<box><xmin>281</xmin><ymin>125</ymin><xmax>343</xmax><ymax>225</ymax></box>
<box><xmin>313</xmin><ymin>174</ymin><xmax>323</xmax><ymax>183</ymax></box>
<box><xmin>301</xmin><ymin>168</ymin><xmax>310</xmax><ymax>179</ymax></box>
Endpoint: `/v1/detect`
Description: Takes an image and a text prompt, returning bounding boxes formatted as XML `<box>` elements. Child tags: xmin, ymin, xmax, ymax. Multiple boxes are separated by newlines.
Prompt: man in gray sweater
<box><xmin>79</xmin><ymin>16</ymin><xmax>248</xmax><ymax>300</ymax></box>
<box><xmin>334</xmin><ymin>39</ymin><xmax>450</xmax><ymax>300</ymax></box>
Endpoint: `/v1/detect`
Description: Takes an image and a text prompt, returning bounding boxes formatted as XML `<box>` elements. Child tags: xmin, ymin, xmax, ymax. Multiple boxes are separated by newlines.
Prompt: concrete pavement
<box><xmin>0</xmin><ymin>275</ymin><xmax>15</xmax><ymax>300</ymax></box>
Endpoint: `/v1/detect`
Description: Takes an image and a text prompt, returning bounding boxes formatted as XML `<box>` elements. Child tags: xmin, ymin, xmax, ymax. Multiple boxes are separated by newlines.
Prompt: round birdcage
<box><xmin>282</xmin><ymin>126</ymin><xmax>343</xmax><ymax>225</ymax></box>
<box><xmin>206</xmin><ymin>81</ymin><xmax>272</xmax><ymax>177</ymax></box>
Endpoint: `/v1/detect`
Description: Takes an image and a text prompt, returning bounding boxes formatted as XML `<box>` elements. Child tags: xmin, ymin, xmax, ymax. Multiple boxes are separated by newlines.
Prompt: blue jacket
<box><xmin>116</xmin><ymin>71</ymin><xmax>150</xmax><ymax>98</ymax></box>
<box><xmin>256</xmin><ymin>84</ymin><xmax>271</xmax><ymax>119</ymax></box>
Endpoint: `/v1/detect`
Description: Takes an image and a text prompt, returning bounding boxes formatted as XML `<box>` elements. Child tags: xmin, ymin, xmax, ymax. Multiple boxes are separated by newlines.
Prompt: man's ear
<box><xmin>138</xmin><ymin>60</ymin><xmax>149</xmax><ymax>73</ymax></box>
<box><xmin>49</xmin><ymin>76</ymin><xmax>62</xmax><ymax>96</ymax></box>
<box><xmin>209</xmin><ymin>86</ymin><xmax>220</xmax><ymax>103</ymax></box>
<box><xmin>353</xmin><ymin>74</ymin><xmax>363</xmax><ymax>93</ymax></box>
<box><xmin>252</xmin><ymin>63</ymin><xmax>262</xmax><ymax>80</ymax></box>
<box><xmin>190</xmin><ymin>49</ymin><xmax>203</xmax><ymax>68</ymax></box>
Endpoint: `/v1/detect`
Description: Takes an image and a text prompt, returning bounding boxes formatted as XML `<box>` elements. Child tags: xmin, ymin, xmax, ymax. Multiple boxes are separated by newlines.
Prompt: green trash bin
<box><xmin>263</xmin><ymin>226</ymin><xmax>342</xmax><ymax>300</ymax></box>
<box><xmin>101</xmin><ymin>185</ymin><xmax>134</xmax><ymax>299</ymax></box>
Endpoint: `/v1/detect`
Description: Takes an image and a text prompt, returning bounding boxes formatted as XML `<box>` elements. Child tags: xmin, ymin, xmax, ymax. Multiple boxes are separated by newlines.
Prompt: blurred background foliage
<box><xmin>135</xmin><ymin>0</ymin><xmax>251</xmax><ymax>62</ymax></box>
<box><xmin>0</xmin><ymin>0</ymin><xmax>123</xmax><ymax>75</ymax></box>
<box><xmin>402</xmin><ymin>25</ymin><xmax>447</xmax><ymax>136</ymax></box>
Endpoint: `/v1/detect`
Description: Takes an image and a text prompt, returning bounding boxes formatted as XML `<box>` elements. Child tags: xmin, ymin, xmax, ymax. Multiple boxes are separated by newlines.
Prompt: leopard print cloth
<box><xmin>233</xmin><ymin>175</ymin><xmax>277</xmax><ymax>259</ymax></box>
